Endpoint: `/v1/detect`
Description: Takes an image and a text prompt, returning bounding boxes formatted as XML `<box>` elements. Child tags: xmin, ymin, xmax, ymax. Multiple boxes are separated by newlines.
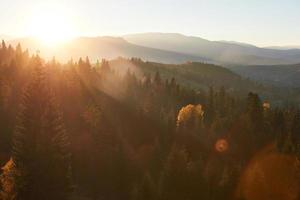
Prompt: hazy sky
<box><xmin>1</xmin><ymin>0</ymin><xmax>300</xmax><ymax>46</ymax></box>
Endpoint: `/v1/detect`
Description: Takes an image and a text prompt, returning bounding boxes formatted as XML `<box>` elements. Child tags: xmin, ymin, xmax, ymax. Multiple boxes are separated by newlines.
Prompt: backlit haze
<box><xmin>1</xmin><ymin>0</ymin><xmax>300</xmax><ymax>47</ymax></box>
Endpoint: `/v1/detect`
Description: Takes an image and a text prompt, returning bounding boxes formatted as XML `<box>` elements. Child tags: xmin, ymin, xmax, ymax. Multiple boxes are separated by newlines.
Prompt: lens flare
<box><xmin>215</xmin><ymin>139</ymin><xmax>229</xmax><ymax>153</ymax></box>
<box><xmin>235</xmin><ymin>143</ymin><xmax>300</xmax><ymax>200</ymax></box>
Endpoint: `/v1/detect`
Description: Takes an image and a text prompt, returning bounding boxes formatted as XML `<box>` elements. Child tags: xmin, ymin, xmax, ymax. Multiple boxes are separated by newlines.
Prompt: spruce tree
<box><xmin>154</xmin><ymin>71</ymin><xmax>161</xmax><ymax>86</ymax></box>
<box><xmin>12</xmin><ymin>62</ymin><xmax>72</xmax><ymax>200</ymax></box>
<box><xmin>246</xmin><ymin>92</ymin><xmax>263</xmax><ymax>131</ymax></box>
<box><xmin>205</xmin><ymin>86</ymin><xmax>215</xmax><ymax>125</ymax></box>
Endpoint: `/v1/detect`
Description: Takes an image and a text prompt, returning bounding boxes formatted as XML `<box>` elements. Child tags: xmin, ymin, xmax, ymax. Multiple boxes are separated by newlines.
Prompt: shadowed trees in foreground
<box><xmin>0</xmin><ymin>42</ymin><xmax>299</xmax><ymax>200</ymax></box>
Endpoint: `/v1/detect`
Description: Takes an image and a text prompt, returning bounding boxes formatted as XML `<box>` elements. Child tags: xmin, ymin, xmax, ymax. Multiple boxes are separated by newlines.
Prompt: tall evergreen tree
<box><xmin>11</xmin><ymin>63</ymin><xmax>72</xmax><ymax>200</ymax></box>
<box><xmin>291</xmin><ymin>111</ymin><xmax>300</xmax><ymax>153</ymax></box>
<box><xmin>205</xmin><ymin>86</ymin><xmax>215</xmax><ymax>125</ymax></box>
<box><xmin>154</xmin><ymin>71</ymin><xmax>161</xmax><ymax>86</ymax></box>
<box><xmin>246</xmin><ymin>92</ymin><xmax>263</xmax><ymax>131</ymax></box>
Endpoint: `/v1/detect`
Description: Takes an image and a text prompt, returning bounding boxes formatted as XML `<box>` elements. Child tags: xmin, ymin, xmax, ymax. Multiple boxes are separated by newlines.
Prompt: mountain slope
<box><xmin>108</xmin><ymin>58</ymin><xmax>264</xmax><ymax>93</ymax></box>
<box><xmin>229</xmin><ymin>64</ymin><xmax>300</xmax><ymax>87</ymax></box>
<box><xmin>124</xmin><ymin>33</ymin><xmax>300</xmax><ymax>65</ymax></box>
<box><xmin>265</xmin><ymin>46</ymin><xmax>300</xmax><ymax>50</ymax></box>
<box><xmin>8</xmin><ymin>37</ymin><xmax>209</xmax><ymax>64</ymax></box>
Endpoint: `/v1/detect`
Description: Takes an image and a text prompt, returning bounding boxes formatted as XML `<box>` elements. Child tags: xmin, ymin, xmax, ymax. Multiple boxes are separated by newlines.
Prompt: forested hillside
<box><xmin>230</xmin><ymin>64</ymin><xmax>300</xmax><ymax>87</ymax></box>
<box><xmin>110</xmin><ymin>58</ymin><xmax>248</xmax><ymax>90</ymax></box>
<box><xmin>108</xmin><ymin>58</ymin><xmax>300</xmax><ymax>106</ymax></box>
<box><xmin>0</xmin><ymin>41</ymin><xmax>300</xmax><ymax>200</ymax></box>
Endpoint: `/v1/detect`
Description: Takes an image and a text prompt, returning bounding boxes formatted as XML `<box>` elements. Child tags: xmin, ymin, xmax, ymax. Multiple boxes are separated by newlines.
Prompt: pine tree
<box><xmin>11</xmin><ymin>63</ymin><xmax>72</xmax><ymax>200</ymax></box>
<box><xmin>0</xmin><ymin>40</ymin><xmax>7</xmax><ymax>65</ymax></box>
<box><xmin>205</xmin><ymin>86</ymin><xmax>215</xmax><ymax>125</ymax></box>
<box><xmin>274</xmin><ymin>110</ymin><xmax>286</xmax><ymax>152</ymax></box>
<box><xmin>246</xmin><ymin>92</ymin><xmax>263</xmax><ymax>131</ymax></box>
<box><xmin>15</xmin><ymin>43</ymin><xmax>22</xmax><ymax>57</ymax></box>
<box><xmin>154</xmin><ymin>71</ymin><xmax>161</xmax><ymax>86</ymax></box>
<box><xmin>162</xmin><ymin>146</ymin><xmax>190</xmax><ymax>200</ymax></box>
<box><xmin>1</xmin><ymin>40</ymin><xmax>6</xmax><ymax>50</ymax></box>
<box><xmin>291</xmin><ymin>111</ymin><xmax>300</xmax><ymax>153</ymax></box>
<box><xmin>217</xmin><ymin>86</ymin><xmax>226</xmax><ymax>117</ymax></box>
<box><xmin>162</xmin><ymin>146</ymin><xmax>204</xmax><ymax>200</ymax></box>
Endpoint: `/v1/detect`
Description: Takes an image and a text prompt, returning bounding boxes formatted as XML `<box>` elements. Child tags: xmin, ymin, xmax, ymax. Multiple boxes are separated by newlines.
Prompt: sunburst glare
<box><xmin>26</xmin><ymin>4</ymin><xmax>76</xmax><ymax>46</ymax></box>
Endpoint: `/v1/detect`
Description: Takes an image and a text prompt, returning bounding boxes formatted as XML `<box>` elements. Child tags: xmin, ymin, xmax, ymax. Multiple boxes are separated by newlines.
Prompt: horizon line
<box><xmin>1</xmin><ymin>32</ymin><xmax>300</xmax><ymax>49</ymax></box>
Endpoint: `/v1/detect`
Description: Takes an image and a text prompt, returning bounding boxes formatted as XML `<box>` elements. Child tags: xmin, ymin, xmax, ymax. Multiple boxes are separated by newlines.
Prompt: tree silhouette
<box><xmin>11</xmin><ymin>62</ymin><xmax>71</xmax><ymax>200</ymax></box>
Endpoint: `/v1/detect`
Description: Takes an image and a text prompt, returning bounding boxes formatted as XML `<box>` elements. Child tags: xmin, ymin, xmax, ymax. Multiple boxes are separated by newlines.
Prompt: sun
<box><xmin>27</xmin><ymin>5</ymin><xmax>76</xmax><ymax>46</ymax></box>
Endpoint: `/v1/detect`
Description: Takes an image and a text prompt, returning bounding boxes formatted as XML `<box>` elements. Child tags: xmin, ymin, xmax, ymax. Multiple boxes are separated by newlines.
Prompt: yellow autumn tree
<box><xmin>0</xmin><ymin>158</ymin><xmax>19</xmax><ymax>200</ymax></box>
<box><xmin>177</xmin><ymin>104</ymin><xmax>204</xmax><ymax>132</ymax></box>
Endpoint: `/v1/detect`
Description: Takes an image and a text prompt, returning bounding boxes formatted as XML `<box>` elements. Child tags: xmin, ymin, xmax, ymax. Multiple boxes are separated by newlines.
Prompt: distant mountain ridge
<box><xmin>218</xmin><ymin>40</ymin><xmax>257</xmax><ymax>48</ymax></box>
<box><xmin>7</xmin><ymin>36</ymin><xmax>210</xmax><ymax>64</ymax></box>
<box><xmin>265</xmin><ymin>46</ymin><xmax>300</xmax><ymax>50</ymax></box>
<box><xmin>124</xmin><ymin>33</ymin><xmax>300</xmax><ymax>65</ymax></box>
<box><xmin>4</xmin><ymin>33</ymin><xmax>300</xmax><ymax>66</ymax></box>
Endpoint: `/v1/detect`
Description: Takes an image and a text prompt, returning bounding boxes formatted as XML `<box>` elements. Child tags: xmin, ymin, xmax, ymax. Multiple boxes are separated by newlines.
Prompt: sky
<box><xmin>0</xmin><ymin>0</ymin><xmax>300</xmax><ymax>46</ymax></box>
